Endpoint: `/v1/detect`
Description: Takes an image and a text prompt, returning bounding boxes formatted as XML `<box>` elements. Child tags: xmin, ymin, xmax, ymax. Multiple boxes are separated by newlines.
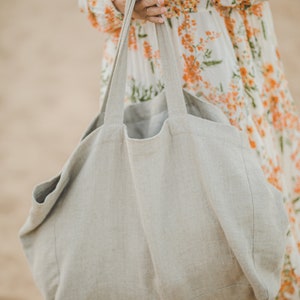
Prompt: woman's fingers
<box><xmin>146</xmin><ymin>5</ymin><xmax>167</xmax><ymax>17</ymax></box>
<box><xmin>135</xmin><ymin>0</ymin><xmax>159</xmax><ymax>12</ymax></box>
<box><xmin>146</xmin><ymin>16</ymin><xmax>165</xmax><ymax>23</ymax></box>
<box><xmin>133</xmin><ymin>0</ymin><xmax>166</xmax><ymax>23</ymax></box>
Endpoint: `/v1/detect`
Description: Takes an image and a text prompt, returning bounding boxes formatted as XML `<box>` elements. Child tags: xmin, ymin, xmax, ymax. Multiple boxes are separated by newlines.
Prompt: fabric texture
<box><xmin>79</xmin><ymin>0</ymin><xmax>300</xmax><ymax>298</ymax></box>
<box><xmin>19</xmin><ymin>0</ymin><xmax>289</xmax><ymax>299</ymax></box>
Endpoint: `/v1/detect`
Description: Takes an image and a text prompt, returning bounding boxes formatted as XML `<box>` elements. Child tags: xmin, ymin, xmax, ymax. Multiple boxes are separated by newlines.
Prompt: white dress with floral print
<box><xmin>78</xmin><ymin>0</ymin><xmax>300</xmax><ymax>298</ymax></box>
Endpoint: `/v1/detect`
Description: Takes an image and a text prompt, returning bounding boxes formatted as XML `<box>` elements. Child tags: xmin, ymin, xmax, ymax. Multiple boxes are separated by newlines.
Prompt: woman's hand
<box><xmin>112</xmin><ymin>0</ymin><xmax>167</xmax><ymax>24</ymax></box>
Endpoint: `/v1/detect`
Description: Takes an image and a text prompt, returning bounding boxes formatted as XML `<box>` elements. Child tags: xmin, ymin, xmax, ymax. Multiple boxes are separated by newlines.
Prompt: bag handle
<box><xmin>102</xmin><ymin>0</ymin><xmax>187</xmax><ymax>126</ymax></box>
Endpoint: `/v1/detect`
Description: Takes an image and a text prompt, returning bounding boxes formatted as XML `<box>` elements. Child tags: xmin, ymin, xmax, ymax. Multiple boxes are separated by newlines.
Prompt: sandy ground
<box><xmin>0</xmin><ymin>1</ymin><xmax>300</xmax><ymax>299</ymax></box>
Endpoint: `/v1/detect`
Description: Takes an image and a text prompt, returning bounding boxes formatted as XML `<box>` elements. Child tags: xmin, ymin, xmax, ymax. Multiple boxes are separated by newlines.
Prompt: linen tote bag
<box><xmin>19</xmin><ymin>0</ymin><xmax>289</xmax><ymax>299</ymax></box>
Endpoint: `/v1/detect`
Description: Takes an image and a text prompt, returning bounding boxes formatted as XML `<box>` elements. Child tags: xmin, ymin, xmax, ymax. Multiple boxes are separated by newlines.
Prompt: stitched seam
<box><xmin>240</xmin><ymin>144</ymin><xmax>269</xmax><ymax>300</ymax></box>
<box><xmin>53</xmin><ymin>210</ymin><xmax>61</xmax><ymax>297</ymax></box>
<box><xmin>123</xmin><ymin>125</ymin><xmax>243</xmax><ymax>146</ymax></box>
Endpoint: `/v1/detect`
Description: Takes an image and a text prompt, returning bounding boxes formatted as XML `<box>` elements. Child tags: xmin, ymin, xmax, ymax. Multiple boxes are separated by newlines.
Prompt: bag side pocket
<box><xmin>19</xmin><ymin>172</ymin><xmax>69</xmax><ymax>237</ymax></box>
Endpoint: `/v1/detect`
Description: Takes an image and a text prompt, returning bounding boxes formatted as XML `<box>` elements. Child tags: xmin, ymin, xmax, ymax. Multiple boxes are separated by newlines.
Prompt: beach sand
<box><xmin>0</xmin><ymin>1</ymin><xmax>299</xmax><ymax>299</ymax></box>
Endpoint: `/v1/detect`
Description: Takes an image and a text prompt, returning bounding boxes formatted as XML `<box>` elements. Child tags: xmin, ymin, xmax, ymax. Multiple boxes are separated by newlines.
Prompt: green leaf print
<box><xmin>292</xmin><ymin>197</ymin><xmax>300</xmax><ymax>204</ymax></box>
<box><xmin>203</xmin><ymin>60</ymin><xmax>223</xmax><ymax>67</ymax></box>
<box><xmin>279</xmin><ymin>135</ymin><xmax>284</xmax><ymax>153</ymax></box>
<box><xmin>166</xmin><ymin>18</ymin><xmax>172</xmax><ymax>29</ymax></box>
<box><xmin>150</xmin><ymin>61</ymin><xmax>154</xmax><ymax>74</ymax></box>
<box><xmin>204</xmin><ymin>49</ymin><xmax>212</xmax><ymax>60</ymax></box>
<box><xmin>129</xmin><ymin>78</ymin><xmax>165</xmax><ymax>103</ymax></box>
<box><xmin>206</xmin><ymin>0</ymin><xmax>214</xmax><ymax>9</ymax></box>
<box><xmin>220</xmin><ymin>83</ymin><xmax>224</xmax><ymax>93</ymax></box>
<box><xmin>261</xmin><ymin>20</ymin><xmax>267</xmax><ymax>40</ymax></box>
<box><xmin>206</xmin><ymin>0</ymin><xmax>210</xmax><ymax>9</ymax></box>
<box><xmin>138</xmin><ymin>33</ymin><xmax>148</xmax><ymax>38</ymax></box>
<box><xmin>244</xmin><ymin>86</ymin><xmax>257</xmax><ymax>108</ymax></box>
<box><xmin>137</xmin><ymin>23</ymin><xmax>148</xmax><ymax>39</ymax></box>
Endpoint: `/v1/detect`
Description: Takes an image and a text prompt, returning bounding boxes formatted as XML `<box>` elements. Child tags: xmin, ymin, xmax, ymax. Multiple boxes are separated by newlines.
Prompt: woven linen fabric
<box><xmin>19</xmin><ymin>0</ymin><xmax>289</xmax><ymax>299</ymax></box>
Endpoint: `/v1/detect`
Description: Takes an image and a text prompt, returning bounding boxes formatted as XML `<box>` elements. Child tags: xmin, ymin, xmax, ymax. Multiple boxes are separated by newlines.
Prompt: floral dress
<box><xmin>78</xmin><ymin>0</ymin><xmax>300</xmax><ymax>298</ymax></box>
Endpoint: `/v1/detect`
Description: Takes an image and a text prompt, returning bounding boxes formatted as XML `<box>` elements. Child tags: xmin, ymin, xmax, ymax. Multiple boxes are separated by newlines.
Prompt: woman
<box><xmin>78</xmin><ymin>0</ymin><xmax>300</xmax><ymax>298</ymax></box>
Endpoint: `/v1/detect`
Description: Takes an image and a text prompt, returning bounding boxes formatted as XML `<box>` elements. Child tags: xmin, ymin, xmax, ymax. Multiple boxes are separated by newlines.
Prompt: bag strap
<box><xmin>102</xmin><ymin>0</ymin><xmax>187</xmax><ymax>126</ymax></box>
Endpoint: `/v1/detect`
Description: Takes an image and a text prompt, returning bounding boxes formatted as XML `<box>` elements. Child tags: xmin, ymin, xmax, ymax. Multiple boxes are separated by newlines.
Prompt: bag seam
<box><xmin>53</xmin><ymin>209</ymin><xmax>61</xmax><ymax>297</ymax></box>
<box><xmin>240</xmin><ymin>143</ymin><xmax>269</xmax><ymax>300</ymax></box>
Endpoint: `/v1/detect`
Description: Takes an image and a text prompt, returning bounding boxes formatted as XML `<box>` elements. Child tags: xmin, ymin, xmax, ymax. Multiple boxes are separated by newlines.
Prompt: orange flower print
<box><xmin>143</xmin><ymin>41</ymin><xmax>152</xmax><ymax>59</ymax></box>
<box><xmin>181</xmin><ymin>33</ymin><xmax>194</xmax><ymax>52</ymax></box>
<box><xmin>240</xmin><ymin>66</ymin><xmax>248</xmax><ymax>77</ymax></box>
<box><xmin>249</xmin><ymin>3</ymin><xmax>263</xmax><ymax>17</ymax></box>
<box><xmin>87</xmin><ymin>6</ymin><xmax>99</xmax><ymax>29</ymax></box>
<box><xmin>128</xmin><ymin>26</ymin><xmax>137</xmax><ymax>50</ymax></box>
<box><xmin>294</xmin><ymin>176</ymin><xmax>300</xmax><ymax>194</ymax></box>
<box><xmin>182</xmin><ymin>54</ymin><xmax>202</xmax><ymax>86</ymax></box>
<box><xmin>163</xmin><ymin>0</ymin><xmax>200</xmax><ymax>18</ymax></box>
<box><xmin>263</xmin><ymin>63</ymin><xmax>275</xmax><ymax>76</ymax></box>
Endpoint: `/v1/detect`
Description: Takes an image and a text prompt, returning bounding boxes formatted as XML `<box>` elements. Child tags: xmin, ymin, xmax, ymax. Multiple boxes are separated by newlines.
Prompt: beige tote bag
<box><xmin>19</xmin><ymin>0</ymin><xmax>289</xmax><ymax>299</ymax></box>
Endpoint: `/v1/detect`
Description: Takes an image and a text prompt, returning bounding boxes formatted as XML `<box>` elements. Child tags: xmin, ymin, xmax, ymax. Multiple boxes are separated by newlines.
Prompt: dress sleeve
<box><xmin>78</xmin><ymin>0</ymin><xmax>124</xmax><ymax>33</ymax></box>
<box><xmin>213</xmin><ymin>0</ymin><xmax>268</xmax><ymax>7</ymax></box>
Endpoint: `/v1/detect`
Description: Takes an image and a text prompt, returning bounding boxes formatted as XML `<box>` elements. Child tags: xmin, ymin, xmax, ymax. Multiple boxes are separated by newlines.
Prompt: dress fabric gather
<box><xmin>78</xmin><ymin>0</ymin><xmax>300</xmax><ymax>298</ymax></box>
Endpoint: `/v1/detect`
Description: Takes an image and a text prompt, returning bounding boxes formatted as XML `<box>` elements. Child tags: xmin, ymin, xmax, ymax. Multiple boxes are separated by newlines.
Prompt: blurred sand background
<box><xmin>0</xmin><ymin>0</ymin><xmax>300</xmax><ymax>299</ymax></box>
